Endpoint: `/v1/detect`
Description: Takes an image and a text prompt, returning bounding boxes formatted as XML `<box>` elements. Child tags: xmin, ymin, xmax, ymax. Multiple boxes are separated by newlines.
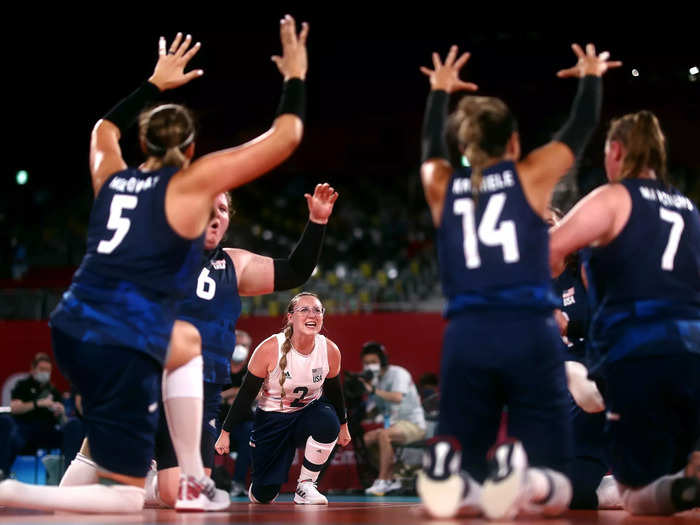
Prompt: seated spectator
<box><xmin>0</xmin><ymin>353</ymin><xmax>64</xmax><ymax>479</ymax></box>
<box><xmin>359</xmin><ymin>342</ymin><xmax>426</xmax><ymax>496</ymax></box>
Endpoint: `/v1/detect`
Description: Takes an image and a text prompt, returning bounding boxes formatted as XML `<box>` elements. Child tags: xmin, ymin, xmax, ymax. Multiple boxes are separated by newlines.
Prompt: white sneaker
<box><xmin>294</xmin><ymin>480</ymin><xmax>328</xmax><ymax>505</ymax></box>
<box><xmin>417</xmin><ymin>438</ymin><xmax>467</xmax><ymax>518</ymax></box>
<box><xmin>144</xmin><ymin>461</ymin><xmax>169</xmax><ymax>509</ymax></box>
<box><xmin>365</xmin><ymin>479</ymin><xmax>389</xmax><ymax>496</ymax></box>
<box><xmin>481</xmin><ymin>440</ymin><xmax>528</xmax><ymax>520</ymax></box>
<box><xmin>230</xmin><ymin>481</ymin><xmax>246</xmax><ymax>498</ymax></box>
<box><xmin>383</xmin><ymin>479</ymin><xmax>401</xmax><ymax>494</ymax></box>
<box><xmin>174</xmin><ymin>475</ymin><xmax>230</xmax><ymax>512</ymax></box>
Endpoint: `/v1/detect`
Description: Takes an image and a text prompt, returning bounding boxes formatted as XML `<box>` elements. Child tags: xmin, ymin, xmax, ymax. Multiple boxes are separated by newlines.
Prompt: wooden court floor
<box><xmin>1</xmin><ymin>495</ymin><xmax>699</xmax><ymax>525</ymax></box>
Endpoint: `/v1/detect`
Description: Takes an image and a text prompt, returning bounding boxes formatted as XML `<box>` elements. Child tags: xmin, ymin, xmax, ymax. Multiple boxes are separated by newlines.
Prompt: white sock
<box><xmin>162</xmin><ymin>355</ymin><xmax>205</xmax><ymax>480</ymax></box>
<box><xmin>59</xmin><ymin>453</ymin><xmax>99</xmax><ymax>487</ymax></box>
<box><xmin>298</xmin><ymin>436</ymin><xmax>337</xmax><ymax>483</ymax></box>
<box><xmin>460</xmin><ymin>471</ymin><xmax>482</xmax><ymax>516</ymax></box>
<box><xmin>596</xmin><ymin>474</ymin><xmax>622</xmax><ymax>509</ymax></box>
<box><xmin>0</xmin><ymin>480</ymin><xmax>144</xmax><ymax>513</ymax></box>
<box><xmin>619</xmin><ymin>470</ymin><xmax>683</xmax><ymax>515</ymax></box>
<box><xmin>524</xmin><ymin>468</ymin><xmax>572</xmax><ymax>516</ymax></box>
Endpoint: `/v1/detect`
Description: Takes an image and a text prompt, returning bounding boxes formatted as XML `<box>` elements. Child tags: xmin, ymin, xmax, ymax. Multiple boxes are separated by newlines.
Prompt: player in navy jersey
<box><xmin>215</xmin><ymin>292</ymin><xmax>352</xmax><ymax>505</ymax></box>
<box><xmin>148</xmin><ymin>183</ymin><xmax>339</xmax><ymax>507</ymax></box>
<box><xmin>0</xmin><ymin>17</ymin><xmax>309</xmax><ymax>514</ymax></box>
<box><xmin>550</xmin><ymin>111</ymin><xmax>700</xmax><ymax>515</ymax></box>
<box><xmin>415</xmin><ymin>43</ymin><xmax>620</xmax><ymax>519</ymax></box>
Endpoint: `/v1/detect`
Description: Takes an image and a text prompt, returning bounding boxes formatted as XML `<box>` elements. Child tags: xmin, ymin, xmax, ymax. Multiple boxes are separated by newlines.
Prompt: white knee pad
<box><xmin>163</xmin><ymin>355</ymin><xmax>203</xmax><ymax>400</ymax></box>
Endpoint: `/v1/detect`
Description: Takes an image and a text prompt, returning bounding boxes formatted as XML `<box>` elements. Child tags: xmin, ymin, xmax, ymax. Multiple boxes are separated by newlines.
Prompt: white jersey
<box><xmin>257</xmin><ymin>332</ymin><xmax>330</xmax><ymax>413</ymax></box>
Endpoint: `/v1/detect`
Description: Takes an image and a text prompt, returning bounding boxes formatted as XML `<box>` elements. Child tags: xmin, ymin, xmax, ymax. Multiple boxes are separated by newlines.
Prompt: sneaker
<box><xmin>174</xmin><ymin>475</ymin><xmax>230</xmax><ymax>512</ymax></box>
<box><xmin>294</xmin><ymin>480</ymin><xmax>328</xmax><ymax>505</ymax></box>
<box><xmin>383</xmin><ymin>478</ymin><xmax>402</xmax><ymax>494</ymax></box>
<box><xmin>144</xmin><ymin>461</ymin><xmax>169</xmax><ymax>509</ymax></box>
<box><xmin>481</xmin><ymin>440</ymin><xmax>528</xmax><ymax>520</ymax></box>
<box><xmin>416</xmin><ymin>437</ymin><xmax>467</xmax><ymax>518</ymax></box>
<box><xmin>248</xmin><ymin>483</ymin><xmax>278</xmax><ymax>504</ymax></box>
<box><xmin>230</xmin><ymin>480</ymin><xmax>247</xmax><ymax>498</ymax></box>
<box><xmin>364</xmin><ymin>479</ymin><xmax>387</xmax><ymax>496</ymax></box>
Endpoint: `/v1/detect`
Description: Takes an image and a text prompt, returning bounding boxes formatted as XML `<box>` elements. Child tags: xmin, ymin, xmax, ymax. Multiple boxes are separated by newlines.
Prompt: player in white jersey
<box><xmin>215</xmin><ymin>292</ymin><xmax>351</xmax><ymax>504</ymax></box>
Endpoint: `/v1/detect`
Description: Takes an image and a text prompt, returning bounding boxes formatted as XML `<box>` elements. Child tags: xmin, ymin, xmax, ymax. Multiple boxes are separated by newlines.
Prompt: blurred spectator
<box><xmin>218</xmin><ymin>330</ymin><xmax>254</xmax><ymax>496</ymax></box>
<box><xmin>0</xmin><ymin>353</ymin><xmax>64</xmax><ymax>478</ymax></box>
<box><xmin>359</xmin><ymin>342</ymin><xmax>426</xmax><ymax>496</ymax></box>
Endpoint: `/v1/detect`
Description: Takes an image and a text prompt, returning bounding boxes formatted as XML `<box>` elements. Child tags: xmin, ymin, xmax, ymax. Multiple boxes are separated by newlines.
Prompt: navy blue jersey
<box><xmin>437</xmin><ymin>161</ymin><xmax>558</xmax><ymax>316</ymax></box>
<box><xmin>177</xmin><ymin>246</ymin><xmax>242</xmax><ymax>385</ymax></box>
<box><xmin>554</xmin><ymin>261</ymin><xmax>590</xmax><ymax>363</ymax></box>
<box><xmin>587</xmin><ymin>179</ymin><xmax>700</xmax><ymax>370</ymax></box>
<box><xmin>51</xmin><ymin>167</ymin><xmax>203</xmax><ymax>364</ymax></box>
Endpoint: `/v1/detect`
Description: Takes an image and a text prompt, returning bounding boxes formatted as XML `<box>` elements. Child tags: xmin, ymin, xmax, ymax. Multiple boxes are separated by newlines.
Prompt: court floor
<box><xmin>2</xmin><ymin>495</ymin><xmax>699</xmax><ymax>525</ymax></box>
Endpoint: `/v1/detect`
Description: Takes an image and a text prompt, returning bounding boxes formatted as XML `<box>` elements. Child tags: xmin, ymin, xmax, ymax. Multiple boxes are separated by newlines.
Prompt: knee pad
<box><xmin>310</xmin><ymin>406</ymin><xmax>340</xmax><ymax>443</ymax></box>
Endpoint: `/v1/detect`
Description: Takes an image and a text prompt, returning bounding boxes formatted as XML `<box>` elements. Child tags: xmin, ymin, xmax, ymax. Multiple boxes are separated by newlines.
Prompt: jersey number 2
<box><xmin>454</xmin><ymin>192</ymin><xmax>520</xmax><ymax>268</ymax></box>
<box><xmin>97</xmin><ymin>195</ymin><xmax>138</xmax><ymax>254</ymax></box>
<box><xmin>290</xmin><ymin>386</ymin><xmax>308</xmax><ymax>407</ymax></box>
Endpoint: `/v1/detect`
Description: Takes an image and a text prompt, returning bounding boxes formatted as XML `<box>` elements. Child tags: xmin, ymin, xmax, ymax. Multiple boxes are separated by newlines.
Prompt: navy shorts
<box><xmin>438</xmin><ymin>309</ymin><xmax>572</xmax><ymax>482</ymax></box>
<box><xmin>604</xmin><ymin>353</ymin><xmax>700</xmax><ymax>487</ymax></box>
<box><xmin>155</xmin><ymin>381</ymin><xmax>222</xmax><ymax>470</ymax></box>
<box><xmin>51</xmin><ymin>327</ymin><xmax>161</xmax><ymax>478</ymax></box>
<box><xmin>250</xmin><ymin>401</ymin><xmax>339</xmax><ymax>487</ymax></box>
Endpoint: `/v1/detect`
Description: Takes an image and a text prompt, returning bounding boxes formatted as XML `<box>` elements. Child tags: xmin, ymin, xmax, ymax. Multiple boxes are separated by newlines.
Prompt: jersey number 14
<box><xmin>454</xmin><ymin>193</ymin><xmax>520</xmax><ymax>268</ymax></box>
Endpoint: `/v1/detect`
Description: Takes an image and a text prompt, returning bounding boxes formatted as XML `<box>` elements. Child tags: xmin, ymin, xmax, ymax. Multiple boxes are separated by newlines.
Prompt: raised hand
<box><xmin>557</xmin><ymin>43</ymin><xmax>622</xmax><ymax>78</ymax></box>
<box><xmin>306</xmin><ymin>183</ymin><xmax>339</xmax><ymax>224</ymax></box>
<box><xmin>271</xmin><ymin>14</ymin><xmax>309</xmax><ymax>81</ymax></box>
<box><xmin>149</xmin><ymin>32</ymin><xmax>204</xmax><ymax>91</ymax></box>
<box><xmin>420</xmin><ymin>45</ymin><xmax>478</xmax><ymax>93</ymax></box>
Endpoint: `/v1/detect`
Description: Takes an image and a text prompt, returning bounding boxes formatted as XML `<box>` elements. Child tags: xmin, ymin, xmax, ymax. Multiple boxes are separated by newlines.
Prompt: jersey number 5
<box><xmin>454</xmin><ymin>193</ymin><xmax>520</xmax><ymax>268</ymax></box>
<box><xmin>97</xmin><ymin>195</ymin><xmax>138</xmax><ymax>254</ymax></box>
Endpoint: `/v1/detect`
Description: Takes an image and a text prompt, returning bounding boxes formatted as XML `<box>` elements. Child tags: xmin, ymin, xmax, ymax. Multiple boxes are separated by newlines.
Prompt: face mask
<box><xmin>33</xmin><ymin>372</ymin><xmax>50</xmax><ymax>384</ymax></box>
<box><xmin>231</xmin><ymin>344</ymin><xmax>249</xmax><ymax>364</ymax></box>
<box><xmin>363</xmin><ymin>363</ymin><xmax>381</xmax><ymax>374</ymax></box>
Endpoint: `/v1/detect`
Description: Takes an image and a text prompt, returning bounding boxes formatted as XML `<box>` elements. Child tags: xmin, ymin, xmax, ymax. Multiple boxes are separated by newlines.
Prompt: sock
<box><xmin>298</xmin><ymin>436</ymin><xmax>337</xmax><ymax>483</ymax></box>
<box><xmin>596</xmin><ymin>474</ymin><xmax>622</xmax><ymax>509</ymax></box>
<box><xmin>460</xmin><ymin>471</ymin><xmax>482</xmax><ymax>516</ymax></box>
<box><xmin>59</xmin><ymin>453</ymin><xmax>99</xmax><ymax>487</ymax></box>
<box><xmin>162</xmin><ymin>355</ymin><xmax>205</xmax><ymax>480</ymax></box>
<box><xmin>619</xmin><ymin>470</ymin><xmax>686</xmax><ymax>515</ymax></box>
<box><xmin>525</xmin><ymin>468</ymin><xmax>572</xmax><ymax>516</ymax></box>
<box><xmin>0</xmin><ymin>480</ymin><xmax>144</xmax><ymax>513</ymax></box>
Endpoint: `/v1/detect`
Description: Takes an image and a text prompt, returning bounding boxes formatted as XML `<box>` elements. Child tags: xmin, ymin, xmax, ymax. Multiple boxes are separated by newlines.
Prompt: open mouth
<box><xmin>304</xmin><ymin>321</ymin><xmax>318</xmax><ymax>328</ymax></box>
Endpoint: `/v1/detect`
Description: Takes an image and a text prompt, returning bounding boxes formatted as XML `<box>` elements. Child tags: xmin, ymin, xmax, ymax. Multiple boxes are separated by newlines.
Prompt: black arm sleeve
<box><xmin>323</xmin><ymin>375</ymin><xmax>347</xmax><ymax>424</ymax></box>
<box><xmin>276</xmin><ymin>78</ymin><xmax>306</xmax><ymax>121</ymax></box>
<box><xmin>421</xmin><ymin>90</ymin><xmax>450</xmax><ymax>163</ymax></box>
<box><xmin>103</xmin><ymin>81</ymin><xmax>161</xmax><ymax>134</ymax></box>
<box><xmin>273</xmin><ymin>221</ymin><xmax>326</xmax><ymax>291</ymax></box>
<box><xmin>222</xmin><ymin>371</ymin><xmax>264</xmax><ymax>432</ymax></box>
<box><xmin>553</xmin><ymin>75</ymin><xmax>602</xmax><ymax>157</ymax></box>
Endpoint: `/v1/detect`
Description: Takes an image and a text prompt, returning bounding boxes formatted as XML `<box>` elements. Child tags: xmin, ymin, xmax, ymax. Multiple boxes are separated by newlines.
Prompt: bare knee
<box><xmin>166</xmin><ymin>321</ymin><xmax>201</xmax><ymax>371</ymax></box>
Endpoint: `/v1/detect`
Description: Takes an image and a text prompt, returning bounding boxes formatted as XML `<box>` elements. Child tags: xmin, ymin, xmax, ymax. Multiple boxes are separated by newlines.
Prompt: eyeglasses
<box><xmin>293</xmin><ymin>306</ymin><xmax>325</xmax><ymax>316</ymax></box>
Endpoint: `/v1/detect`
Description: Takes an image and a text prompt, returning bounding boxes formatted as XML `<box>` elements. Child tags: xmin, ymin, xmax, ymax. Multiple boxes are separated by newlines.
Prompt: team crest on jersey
<box><xmin>212</xmin><ymin>259</ymin><xmax>226</xmax><ymax>270</ymax></box>
<box><xmin>562</xmin><ymin>287</ymin><xmax>575</xmax><ymax>307</ymax></box>
<box><xmin>312</xmin><ymin>367</ymin><xmax>323</xmax><ymax>383</ymax></box>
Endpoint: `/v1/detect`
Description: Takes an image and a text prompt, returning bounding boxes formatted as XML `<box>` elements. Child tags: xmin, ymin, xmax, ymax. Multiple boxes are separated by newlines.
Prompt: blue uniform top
<box><xmin>177</xmin><ymin>245</ymin><xmax>242</xmax><ymax>385</ymax></box>
<box><xmin>586</xmin><ymin>178</ymin><xmax>700</xmax><ymax>374</ymax></box>
<box><xmin>437</xmin><ymin>161</ymin><xmax>558</xmax><ymax>317</ymax></box>
<box><xmin>50</xmin><ymin>167</ymin><xmax>204</xmax><ymax>365</ymax></box>
<box><xmin>553</xmin><ymin>260</ymin><xmax>590</xmax><ymax>363</ymax></box>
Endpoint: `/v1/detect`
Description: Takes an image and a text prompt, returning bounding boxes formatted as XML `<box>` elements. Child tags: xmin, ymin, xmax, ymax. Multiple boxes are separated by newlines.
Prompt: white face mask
<box><xmin>231</xmin><ymin>344</ymin><xmax>249</xmax><ymax>364</ymax></box>
<box><xmin>363</xmin><ymin>363</ymin><xmax>381</xmax><ymax>374</ymax></box>
<box><xmin>33</xmin><ymin>372</ymin><xmax>50</xmax><ymax>384</ymax></box>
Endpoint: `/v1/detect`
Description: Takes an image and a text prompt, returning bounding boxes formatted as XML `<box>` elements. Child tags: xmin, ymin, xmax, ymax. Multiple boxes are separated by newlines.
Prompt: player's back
<box><xmin>587</xmin><ymin>179</ymin><xmax>700</xmax><ymax>370</ymax></box>
<box><xmin>51</xmin><ymin>167</ymin><xmax>203</xmax><ymax>363</ymax></box>
<box><xmin>437</xmin><ymin>161</ymin><xmax>557</xmax><ymax>317</ymax></box>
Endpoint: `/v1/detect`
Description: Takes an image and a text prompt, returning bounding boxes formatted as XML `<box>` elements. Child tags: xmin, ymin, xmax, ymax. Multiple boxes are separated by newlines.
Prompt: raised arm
<box><xmin>90</xmin><ymin>33</ymin><xmax>203</xmax><ymax>195</ymax></box>
<box><xmin>518</xmin><ymin>43</ymin><xmax>621</xmax><ymax>216</ymax></box>
<box><xmin>168</xmin><ymin>16</ymin><xmax>309</xmax><ymax>242</ymax></box>
<box><xmin>419</xmin><ymin>45</ymin><xmax>478</xmax><ymax>226</ymax></box>
<box><xmin>228</xmin><ymin>183</ymin><xmax>338</xmax><ymax>296</ymax></box>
